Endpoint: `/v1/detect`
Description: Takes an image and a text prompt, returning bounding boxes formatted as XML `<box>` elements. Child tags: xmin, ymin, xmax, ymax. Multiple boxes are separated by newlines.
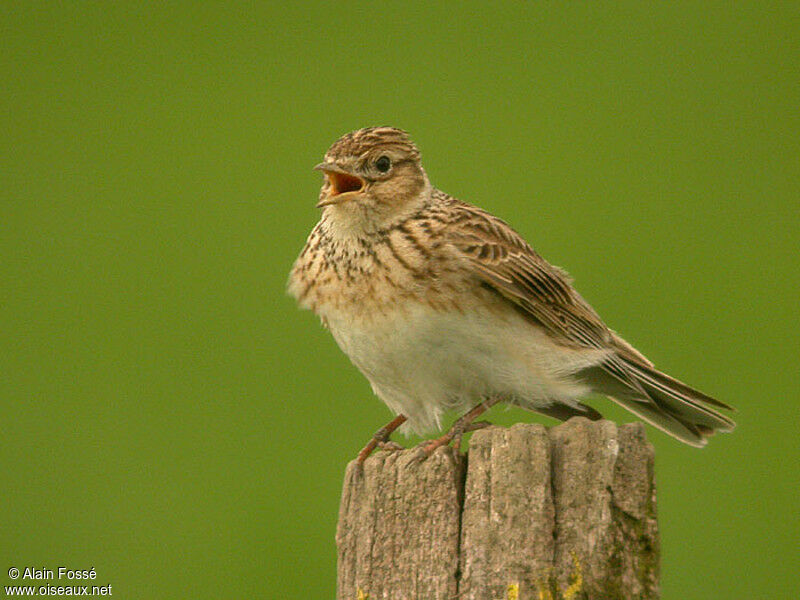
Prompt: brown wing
<box><xmin>441</xmin><ymin>198</ymin><xmax>735</xmax><ymax>445</ymax></box>
<box><xmin>444</xmin><ymin>200</ymin><xmax>648</xmax><ymax>394</ymax></box>
<box><xmin>446</xmin><ymin>201</ymin><xmax>610</xmax><ymax>349</ymax></box>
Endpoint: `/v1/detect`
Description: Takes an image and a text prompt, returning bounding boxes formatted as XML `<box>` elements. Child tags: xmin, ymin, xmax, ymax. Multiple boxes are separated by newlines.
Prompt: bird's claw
<box><xmin>356</xmin><ymin>414</ymin><xmax>408</xmax><ymax>464</ymax></box>
<box><xmin>378</xmin><ymin>440</ymin><xmax>405</xmax><ymax>453</ymax></box>
<box><xmin>452</xmin><ymin>420</ymin><xmax>491</xmax><ymax>449</ymax></box>
<box><xmin>411</xmin><ymin>419</ymin><xmax>494</xmax><ymax>463</ymax></box>
<box><xmin>410</xmin><ymin>434</ymin><xmax>453</xmax><ymax>463</ymax></box>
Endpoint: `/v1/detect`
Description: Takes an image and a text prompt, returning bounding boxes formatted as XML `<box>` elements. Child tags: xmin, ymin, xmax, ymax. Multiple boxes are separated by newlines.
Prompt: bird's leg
<box><xmin>452</xmin><ymin>420</ymin><xmax>491</xmax><ymax>450</ymax></box>
<box><xmin>357</xmin><ymin>414</ymin><xmax>408</xmax><ymax>464</ymax></box>
<box><xmin>415</xmin><ymin>397</ymin><xmax>501</xmax><ymax>460</ymax></box>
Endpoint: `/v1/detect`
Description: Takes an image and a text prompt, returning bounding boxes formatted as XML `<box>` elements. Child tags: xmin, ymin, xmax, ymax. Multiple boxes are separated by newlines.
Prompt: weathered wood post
<box><xmin>336</xmin><ymin>418</ymin><xmax>659</xmax><ymax>600</ymax></box>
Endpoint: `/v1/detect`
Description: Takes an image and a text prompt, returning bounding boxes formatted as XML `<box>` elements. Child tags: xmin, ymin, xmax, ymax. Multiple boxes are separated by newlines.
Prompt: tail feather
<box><xmin>628</xmin><ymin>361</ymin><xmax>734</xmax><ymax>411</ymax></box>
<box><xmin>578</xmin><ymin>357</ymin><xmax>736</xmax><ymax>447</ymax></box>
<box><xmin>518</xmin><ymin>399</ymin><xmax>603</xmax><ymax>423</ymax></box>
<box><xmin>627</xmin><ymin>363</ymin><xmax>736</xmax><ymax>432</ymax></box>
<box><xmin>606</xmin><ymin>394</ymin><xmax>708</xmax><ymax>447</ymax></box>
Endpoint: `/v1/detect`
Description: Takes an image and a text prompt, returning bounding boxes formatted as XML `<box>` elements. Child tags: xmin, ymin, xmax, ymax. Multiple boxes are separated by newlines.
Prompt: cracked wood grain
<box><xmin>336</xmin><ymin>418</ymin><xmax>659</xmax><ymax>600</ymax></box>
<box><xmin>336</xmin><ymin>447</ymin><xmax>464</xmax><ymax>600</ymax></box>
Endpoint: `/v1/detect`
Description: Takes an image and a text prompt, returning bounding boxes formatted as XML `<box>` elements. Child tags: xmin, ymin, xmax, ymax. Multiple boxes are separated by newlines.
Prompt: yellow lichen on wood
<box><xmin>561</xmin><ymin>552</ymin><xmax>583</xmax><ymax>599</ymax></box>
<box><xmin>507</xmin><ymin>582</ymin><xmax>519</xmax><ymax>600</ymax></box>
<box><xmin>531</xmin><ymin>552</ymin><xmax>582</xmax><ymax>600</ymax></box>
<box><xmin>536</xmin><ymin>581</ymin><xmax>553</xmax><ymax>600</ymax></box>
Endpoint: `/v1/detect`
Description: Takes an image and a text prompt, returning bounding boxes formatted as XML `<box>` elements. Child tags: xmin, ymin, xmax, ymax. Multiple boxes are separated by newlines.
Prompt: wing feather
<box><xmin>444</xmin><ymin>201</ymin><xmax>648</xmax><ymax>395</ymax></box>
<box><xmin>447</xmin><ymin>203</ymin><xmax>609</xmax><ymax>349</ymax></box>
<box><xmin>434</xmin><ymin>195</ymin><xmax>733</xmax><ymax>443</ymax></box>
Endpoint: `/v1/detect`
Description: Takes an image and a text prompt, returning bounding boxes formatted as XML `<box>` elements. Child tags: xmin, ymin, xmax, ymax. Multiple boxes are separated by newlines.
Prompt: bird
<box><xmin>288</xmin><ymin>126</ymin><xmax>735</xmax><ymax>462</ymax></box>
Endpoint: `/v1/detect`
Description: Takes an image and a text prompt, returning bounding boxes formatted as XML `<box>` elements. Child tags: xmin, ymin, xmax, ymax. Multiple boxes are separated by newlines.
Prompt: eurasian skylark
<box><xmin>289</xmin><ymin>127</ymin><xmax>735</xmax><ymax>461</ymax></box>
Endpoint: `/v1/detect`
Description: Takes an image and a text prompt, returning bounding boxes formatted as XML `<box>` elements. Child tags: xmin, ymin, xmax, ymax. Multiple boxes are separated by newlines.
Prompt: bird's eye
<box><xmin>375</xmin><ymin>155</ymin><xmax>391</xmax><ymax>173</ymax></box>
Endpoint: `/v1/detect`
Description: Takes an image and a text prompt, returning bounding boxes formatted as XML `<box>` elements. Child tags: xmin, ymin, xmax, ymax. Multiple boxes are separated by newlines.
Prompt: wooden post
<box><xmin>336</xmin><ymin>418</ymin><xmax>660</xmax><ymax>600</ymax></box>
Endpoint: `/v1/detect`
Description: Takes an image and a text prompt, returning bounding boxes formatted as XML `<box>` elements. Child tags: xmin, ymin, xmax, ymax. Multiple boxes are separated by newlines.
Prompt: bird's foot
<box><xmin>412</xmin><ymin>420</ymin><xmax>492</xmax><ymax>463</ymax></box>
<box><xmin>377</xmin><ymin>440</ymin><xmax>405</xmax><ymax>453</ymax></box>
<box><xmin>412</xmin><ymin>432</ymin><xmax>454</xmax><ymax>462</ymax></box>
<box><xmin>356</xmin><ymin>414</ymin><xmax>408</xmax><ymax>465</ymax></box>
<box><xmin>452</xmin><ymin>420</ymin><xmax>491</xmax><ymax>450</ymax></box>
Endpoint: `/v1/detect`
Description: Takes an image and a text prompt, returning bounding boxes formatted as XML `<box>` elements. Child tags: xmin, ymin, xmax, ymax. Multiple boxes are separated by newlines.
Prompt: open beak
<box><xmin>314</xmin><ymin>162</ymin><xmax>365</xmax><ymax>207</ymax></box>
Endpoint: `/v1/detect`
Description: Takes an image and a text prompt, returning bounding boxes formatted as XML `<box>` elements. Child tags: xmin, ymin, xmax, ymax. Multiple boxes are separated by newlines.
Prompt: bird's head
<box><xmin>314</xmin><ymin>127</ymin><xmax>430</xmax><ymax>232</ymax></box>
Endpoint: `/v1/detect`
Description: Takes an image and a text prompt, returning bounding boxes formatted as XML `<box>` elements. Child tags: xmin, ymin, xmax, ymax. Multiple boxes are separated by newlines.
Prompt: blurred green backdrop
<box><xmin>2</xmin><ymin>2</ymin><xmax>798</xmax><ymax>598</ymax></box>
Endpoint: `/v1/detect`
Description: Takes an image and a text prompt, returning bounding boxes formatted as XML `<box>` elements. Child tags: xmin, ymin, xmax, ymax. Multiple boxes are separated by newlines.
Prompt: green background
<box><xmin>2</xmin><ymin>2</ymin><xmax>797</xmax><ymax>598</ymax></box>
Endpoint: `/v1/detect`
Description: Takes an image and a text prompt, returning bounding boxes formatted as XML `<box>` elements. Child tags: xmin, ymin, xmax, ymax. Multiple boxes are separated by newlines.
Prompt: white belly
<box><xmin>324</xmin><ymin>301</ymin><xmax>608</xmax><ymax>435</ymax></box>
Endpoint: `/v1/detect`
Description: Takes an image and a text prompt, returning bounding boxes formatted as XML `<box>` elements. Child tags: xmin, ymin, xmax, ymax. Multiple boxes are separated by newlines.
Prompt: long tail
<box><xmin>578</xmin><ymin>354</ymin><xmax>736</xmax><ymax>448</ymax></box>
